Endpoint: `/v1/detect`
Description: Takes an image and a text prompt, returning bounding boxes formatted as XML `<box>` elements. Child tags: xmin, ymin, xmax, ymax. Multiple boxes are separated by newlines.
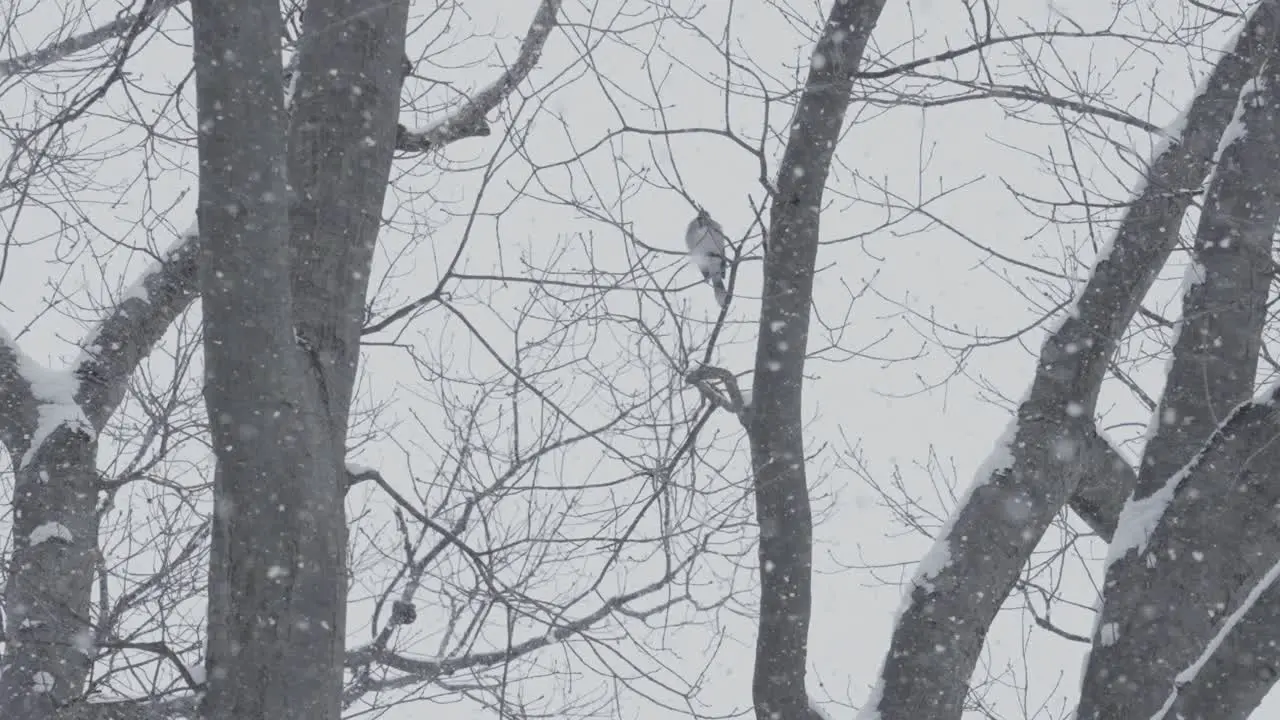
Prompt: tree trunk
<box><xmin>858</xmin><ymin>3</ymin><xmax>1278</xmax><ymax>716</ymax></box>
<box><xmin>190</xmin><ymin>0</ymin><xmax>342</xmax><ymax>718</ymax></box>
<box><xmin>748</xmin><ymin>2</ymin><xmax>886</xmax><ymax>718</ymax></box>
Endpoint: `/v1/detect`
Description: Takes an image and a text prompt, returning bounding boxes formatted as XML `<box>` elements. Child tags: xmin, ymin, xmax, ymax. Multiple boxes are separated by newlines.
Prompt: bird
<box><xmin>685</xmin><ymin>208</ymin><xmax>730</xmax><ymax>308</ymax></box>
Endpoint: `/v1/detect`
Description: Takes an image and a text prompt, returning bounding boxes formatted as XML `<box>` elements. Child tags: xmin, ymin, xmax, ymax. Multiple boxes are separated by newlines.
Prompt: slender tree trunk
<box><xmin>748</xmin><ymin>2</ymin><xmax>886</xmax><ymax>718</ymax></box>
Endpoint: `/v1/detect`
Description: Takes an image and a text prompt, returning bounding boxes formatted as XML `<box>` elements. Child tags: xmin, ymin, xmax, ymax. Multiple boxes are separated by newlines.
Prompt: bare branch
<box><xmin>395</xmin><ymin>0</ymin><xmax>562</xmax><ymax>153</ymax></box>
<box><xmin>343</xmin><ymin>567</ymin><xmax>688</xmax><ymax>702</ymax></box>
<box><xmin>73</xmin><ymin>226</ymin><xmax>201</xmax><ymax>430</ymax></box>
<box><xmin>685</xmin><ymin>364</ymin><xmax>749</xmax><ymax>424</ymax></box>
<box><xmin>0</xmin><ymin>0</ymin><xmax>183</xmax><ymax>78</ymax></box>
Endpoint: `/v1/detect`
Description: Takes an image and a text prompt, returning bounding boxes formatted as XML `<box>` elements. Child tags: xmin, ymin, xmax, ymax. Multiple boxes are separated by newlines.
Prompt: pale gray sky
<box><xmin>0</xmin><ymin>0</ymin><xmax>1264</xmax><ymax>718</ymax></box>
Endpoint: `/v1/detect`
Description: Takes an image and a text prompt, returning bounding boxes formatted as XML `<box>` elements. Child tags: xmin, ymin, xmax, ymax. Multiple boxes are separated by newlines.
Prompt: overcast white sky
<box><xmin>0</xmin><ymin>0</ymin><xmax>1270</xmax><ymax>718</ymax></box>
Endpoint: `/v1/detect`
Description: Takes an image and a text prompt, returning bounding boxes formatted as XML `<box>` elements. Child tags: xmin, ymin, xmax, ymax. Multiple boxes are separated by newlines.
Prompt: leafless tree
<box><xmin>816</xmin><ymin>0</ymin><xmax>1280</xmax><ymax>718</ymax></box>
<box><xmin>0</xmin><ymin>0</ymin><xmax>787</xmax><ymax>716</ymax></box>
<box><xmin>518</xmin><ymin>0</ymin><xmax>1280</xmax><ymax>718</ymax></box>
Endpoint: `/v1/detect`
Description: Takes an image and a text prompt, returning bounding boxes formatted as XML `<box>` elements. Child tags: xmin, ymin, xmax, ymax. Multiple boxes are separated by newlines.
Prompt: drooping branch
<box><xmin>395</xmin><ymin>0</ymin><xmax>562</xmax><ymax>153</ymax></box>
<box><xmin>858</xmin><ymin>3</ymin><xmax>1279</xmax><ymax>717</ymax></box>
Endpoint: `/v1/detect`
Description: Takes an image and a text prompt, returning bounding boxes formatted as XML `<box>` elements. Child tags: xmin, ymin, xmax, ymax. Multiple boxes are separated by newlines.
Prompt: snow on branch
<box><xmin>1149</xmin><ymin>557</ymin><xmax>1280</xmax><ymax>720</ymax></box>
<box><xmin>860</xmin><ymin>3</ymin><xmax>1279</xmax><ymax>716</ymax></box>
<box><xmin>1079</xmin><ymin>12</ymin><xmax>1280</xmax><ymax>715</ymax></box>
<box><xmin>0</xmin><ymin>327</ymin><xmax>36</xmax><ymax>451</ymax></box>
<box><xmin>0</xmin><ymin>327</ymin><xmax>93</xmax><ymax>467</ymax></box>
<box><xmin>73</xmin><ymin>222</ymin><xmax>201</xmax><ymax>430</ymax></box>
<box><xmin>54</xmin><ymin>694</ymin><xmax>197</xmax><ymax>720</ymax></box>
<box><xmin>0</xmin><ymin>0</ymin><xmax>183</xmax><ymax>79</ymax></box>
<box><xmin>395</xmin><ymin>0</ymin><xmax>562</xmax><ymax>153</ymax></box>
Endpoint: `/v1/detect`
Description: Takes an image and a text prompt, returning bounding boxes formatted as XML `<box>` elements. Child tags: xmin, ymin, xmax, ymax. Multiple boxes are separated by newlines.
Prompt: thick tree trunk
<box><xmin>1078</xmin><ymin>17</ymin><xmax>1280</xmax><ymax>716</ymax></box>
<box><xmin>0</xmin><ymin>431</ymin><xmax>99</xmax><ymax>719</ymax></box>
<box><xmin>190</xmin><ymin>1</ymin><xmax>342</xmax><ymax>718</ymax></box>
<box><xmin>0</xmin><ymin>233</ymin><xmax>200</xmax><ymax>720</ymax></box>
<box><xmin>286</xmin><ymin>0</ymin><xmax>409</xmax><ymax>457</ymax></box>
<box><xmin>859</xmin><ymin>4</ymin><xmax>1278</xmax><ymax>717</ymax></box>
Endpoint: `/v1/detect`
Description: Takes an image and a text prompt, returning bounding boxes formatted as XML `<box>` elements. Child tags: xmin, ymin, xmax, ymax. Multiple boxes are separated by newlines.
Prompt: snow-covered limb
<box><xmin>1079</xmin><ymin>13</ymin><xmax>1280</xmax><ymax>716</ymax></box>
<box><xmin>50</xmin><ymin>695</ymin><xmax>198</xmax><ymax>720</ymax></box>
<box><xmin>1148</xmin><ymin>557</ymin><xmax>1280</xmax><ymax>720</ymax></box>
<box><xmin>0</xmin><ymin>327</ymin><xmax>94</xmax><ymax>468</ymax></box>
<box><xmin>395</xmin><ymin>0</ymin><xmax>562</xmax><ymax>153</ymax></box>
<box><xmin>0</xmin><ymin>0</ymin><xmax>184</xmax><ymax>79</ymax></box>
<box><xmin>860</xmin><ymin>4</ymin><xmax>1277</xmax><ymax>717</ymax></box>
<box><xmin>73</xmin><ymin>225</ymin><xmax>201</xmax><ymax>430</ymax></box>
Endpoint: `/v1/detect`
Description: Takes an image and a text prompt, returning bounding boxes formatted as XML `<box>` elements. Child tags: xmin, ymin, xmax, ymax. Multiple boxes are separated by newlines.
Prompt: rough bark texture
<box><xmin>1154</xmin><ymin>565</ymin><xmax>1280</xmax><ymax>719</ymax></box>
<box><xmin>190</xmin><ymin>0</ymin><xmax>342</xmax><ymax>718</ymax></box>
<box><xmin>286</xmin><ymin>0</ymin><xmax>409</xmax><ymax>453</ymax></box>
<box><xmin>0</xmin><ymin>431</ymin><xmax>99</xmax><ymax>719</ymax></box>
<box><xmin>747</xmin><ymin>2</ymin><xmax>886</xmax><ymax>719</ymax></box>
<box><xmin>1072</xmin><ymin>433</ymin><xmax>1135</xmax><ymax>542</ymax></box>
<box><xmin>3</xmin><ymin>0</ymin><xmax>557</xmax><ymax>716</ymax></box>
<box><xmin>1077</xmin><ymin>27</ymin><xmax>1280</xmax><ymax>717</ymax></box>
<box><xmin>859</xmin><ymin>5</ymin><xmax>1277</xmax><ymax>717</ymax></box>
<box><xmin>0</xmin><ymin>235</ymin><xmax>200</xmax><ymax>720</ymax></box>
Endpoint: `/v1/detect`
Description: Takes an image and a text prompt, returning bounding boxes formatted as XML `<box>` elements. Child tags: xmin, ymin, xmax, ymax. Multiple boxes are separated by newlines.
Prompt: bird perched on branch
<box><xmin>685</xmin><ymin>208</ymin><xmax>730</xmax><ymax>308</ymax></box>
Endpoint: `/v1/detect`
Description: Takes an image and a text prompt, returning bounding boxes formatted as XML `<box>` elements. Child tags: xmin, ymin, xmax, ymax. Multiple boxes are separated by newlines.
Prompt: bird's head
<box><xmin>694</xmin><ymin>208</ymin><xmax>712</xmax><ymax>225</ymax></box>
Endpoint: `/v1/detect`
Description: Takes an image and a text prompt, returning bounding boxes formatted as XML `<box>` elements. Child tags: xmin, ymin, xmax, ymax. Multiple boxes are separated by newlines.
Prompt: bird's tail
<box><xmin>711</xmin><ymin>276</ymin><xmax>729</xmax><ymax>308</ymax></box>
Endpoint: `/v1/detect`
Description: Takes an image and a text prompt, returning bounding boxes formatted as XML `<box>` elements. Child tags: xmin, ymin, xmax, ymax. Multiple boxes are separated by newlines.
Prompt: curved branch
<box><xmin>343</xmin><ymin>567</ymin><xmax>688</xmax><ymax>702</ymax></box>
<box><xmin>73</xmin><ymin>225</ymin><xmax>201</xmax><ymax>430</ymax></box>
<box><xmin>395</xmin><ymin>0</ymin><xmax>562</xmax><ymax>153</ymax></box>
<box><xmin>0</xmin><ymin>0</ymin><xmax>183</xmax><ymax>79</ymax></box>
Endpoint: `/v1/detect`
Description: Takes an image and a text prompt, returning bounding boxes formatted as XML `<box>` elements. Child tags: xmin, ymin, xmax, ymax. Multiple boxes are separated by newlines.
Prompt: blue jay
<box><xmin>685</xmin><ymin>209</ymin><xmax>729</xmax><ymax>308</ymax></box>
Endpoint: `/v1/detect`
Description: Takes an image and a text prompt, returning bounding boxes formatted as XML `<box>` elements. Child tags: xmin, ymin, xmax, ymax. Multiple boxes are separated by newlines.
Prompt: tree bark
<box><xmin>190</xmin><ymin>0</ymin><xmax>340</xmax><ymax>718</ymax></box>
<box><xmin>1150</xmin><ymin>558</ymin><xmax>1280</xmax><ymax>720</ymax></box>
<box><xmin>858</xmin><ymin>4</ymin><xmax>1278</xmax><ymax>717</ymax></box>
<box><xmin>1078</xmin><ymin>23</ymin><xmax>1280</xmax><ymax>715</ymax></box>
<box><xmin>748</xmin><ymin>2</ymin><xmax>886</xmax><ymax>719</ymax></box>
<box><xmin>0</xmin><ymin>233</ymin><xmax>200</xmax><ymax>720</ymax></box>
